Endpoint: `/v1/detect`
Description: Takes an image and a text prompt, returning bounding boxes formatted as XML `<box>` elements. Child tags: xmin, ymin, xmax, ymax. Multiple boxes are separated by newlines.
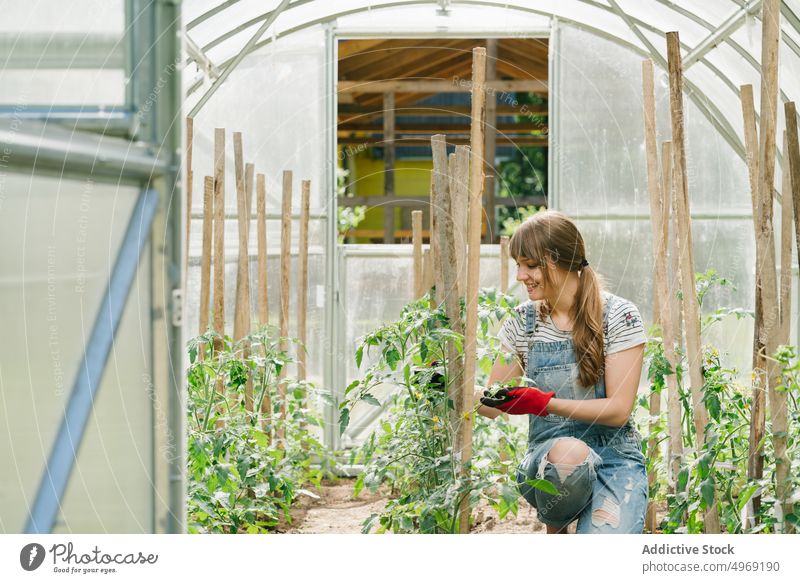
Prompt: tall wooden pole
<box><xmin>453</xmin><ymin>146</ymin><xmax>470</xmax><ymax>296</ymax></box>
<box><xmin>212</xmin><ymin>128</ymin><xmax>226</xmax><ymax>429</ymax></box>
<box><xmin>642</xmin><ymin>59</ymin><xmax>664</xmax><ymax>533</ymax></box>
<box><xmin>198</xmin><ymin>176</ymin><xmax>214</xmax><ymax>362</ymax></box>
<box><xmin>233</xmin><ymin>133</ymin><xmax>252</xmax><ymax>343</ymax></box>
<box><xmin>232</xmin><ymin>133</ymin><xmax>253</xmax><ymax>413</ymax></box>
<box><xmin>499</xmin><ymin>235</ymin><xmax>509</xmax><ymax>293</ymax></box>
<box><xmin>740</xmin><ymin>84</ymin><xmax>766</xmax><ymax>525</ymax></box>
<box><xmin>787</xmin><ymin>101</ymin><xmax>800</xmax><ymax>311</ymax></box>
<box><xmin>458</xmin><ymin>46</ymin><xmax>487</xmax><ymax>533</ymax></box>
<box><xmin>432</xmin><ymin>134</ymin><xmax>464</xmax><ymax>445</ymax></box>
<box><xmin>779</xmin><ymin>131</ymin><xmax>792</xmax><ymax>346</ymax></box>
<box><xmin>755</xmin><ymin>0</ymin><xmax>787</xmax><ymax>532</ymax></box>
<box><xmin>422</xmin><ymin>248</ymin><xmax>433</xmax><ymax>295</ymax></box>
<box><xmin>297</xmin><ymin>179</ymin><xmax>311</xmax><ymax>435</ymax></box>
<box><xmin>661</xmin><ymin>141</ymin><xmax>683</xmax><ymax>490</ymax></box>
<box><xmin>298</xmin><ymin>180</ymin><xmax>311</xmax><ymax>383</ymax></box>
<box><xmin>666</xmin><ymin>31</ymin><xmax>720</xmax><ymax>533</ymax></box>
<box><xmin>412</xmin><ymin>210</ymin><xmax>423</xmax><ymax>298</ymax></box>
<box><xmin>256</xmin><ymin>174</ymin><xmax>269</xmax><ymax>326</ymax></box>
<box><xmin>784</xmin><ymin>103</ymin><xmax>800</xmax><ymax>533</ymax></box>
<box><xmin>277</xmin><ymin>170</ymin><xmax>293</xmax><ymax>443</ymax></box>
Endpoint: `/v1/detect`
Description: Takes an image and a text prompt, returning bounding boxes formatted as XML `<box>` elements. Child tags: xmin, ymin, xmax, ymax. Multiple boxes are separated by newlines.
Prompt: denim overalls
<box><xmin>515</xmin><ymin>295</ymin><xmax>648</xmax><ymax>533</ymax></box>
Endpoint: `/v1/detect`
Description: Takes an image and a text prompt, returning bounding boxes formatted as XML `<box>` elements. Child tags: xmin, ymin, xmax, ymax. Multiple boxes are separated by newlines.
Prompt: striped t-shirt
<box><xmin>497</xmin><ymin>291</ymin><xmax>648</xmax><ymax>371</ymax></box>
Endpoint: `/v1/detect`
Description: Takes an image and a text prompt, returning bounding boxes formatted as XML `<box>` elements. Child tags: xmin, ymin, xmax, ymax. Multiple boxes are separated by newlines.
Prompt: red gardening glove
<box><xmin>480</xmin><ymin>387</ymin><xmax>555</xmax><ymax>416</ymax></box>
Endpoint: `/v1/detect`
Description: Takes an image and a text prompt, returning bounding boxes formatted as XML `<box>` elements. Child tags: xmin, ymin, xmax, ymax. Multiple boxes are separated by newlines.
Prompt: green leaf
<box><xmin>420</xmin><ymin>341</ymin><xmax>428</xmax><ymax>362</ymax></box>
<box><xmin>362</xmin><ymin>394</ymin><xmax>381</xmax><ymax>407</ymax></box>
<box><xmin>524</xmin><ymin>478</ymin><xmax>559</xmax><ymax>496</ymax></box>
<box><xmin>339</xmin><ymin>407</ymin><xmax>350</xmax><ymax>435</ymax></box>
<box><xmin>355</xmin><ymin>345</ymin><xmax>364</xmax><ymax>368</ymax></box>
<box><xmin>354</xmin><ymin>474</ymin><xmax>365</xmax><ymax>498</ymax></box>
<box><xmin>385</xmin><ymin>347</ymin><xmax>401</xmax><ymax>370</ymax></box>
<box><xmin>700</xmin><ymin>477</ymin><xmax>715</xmax><ymax>509</ymax></box>
<box><xmin>677</xmin><ymin>467</ymin><xmax>689</xmax><ymax>492</ymax></box>
<box><xmin>252</xmin><ymin>430</ymin><xmax>270</xmax><ymax>448</ymax></box>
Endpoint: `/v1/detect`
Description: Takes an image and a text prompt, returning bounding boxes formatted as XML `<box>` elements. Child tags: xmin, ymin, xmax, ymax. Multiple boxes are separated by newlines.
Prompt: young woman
<box><xmin>477</xmin><ymin>210</ymin><xmax>648</xmax><ymax>534</ymax></box>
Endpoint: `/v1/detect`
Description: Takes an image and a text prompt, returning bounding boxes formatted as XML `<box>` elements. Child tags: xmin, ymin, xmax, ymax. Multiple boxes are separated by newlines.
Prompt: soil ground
<box><xmin>280</xmin><ymin>478</ymin><xmax>666</xmax><ymax>534</ymax></box>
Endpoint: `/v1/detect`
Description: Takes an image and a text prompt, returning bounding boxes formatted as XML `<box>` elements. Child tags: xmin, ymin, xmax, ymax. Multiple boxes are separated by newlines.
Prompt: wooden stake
<box><xmin>232</xmin><ymin>133</ymin><xmax>252</xmax><ymax>343</ymax></box>
<box><xmin>298</xmin><ymin>180</ymin><xmax>311</xmax><ymax>383</ymax></box>
<box><xmin>459</xmin><ymin>46</ymin><xmax>487</xmax><ymax>533</ymax></box>
<box><xmin>779</xmin><ymin>131</ymin><xmax>792</xmax><ymax>345</ymax></box>
<box><xmin>661</xmin><ymin>141</ymin><xmax>683</xmax><ymax>490</ymax></box>
<box><xmin>452</xmin><ymin>146</ymin><xmax>470</xmax><ymax>296</ymax></box>
<box><xmin>185</xmin><ymin>117</ymin><xmax>194</xmax><ymax>295</ymax></box>
<box><xmin>787</xmin><ymin>101</ymin><xmax>800</xmax><ymax>310</ymax></box>
<box><xmin>783</xmin><ymin>103</ymin><xmax>800</xmax><ymax>531</ymax></box>
<box><xmin>500</xmin><ymin>236</ymin><xmax>509</xmax><ymax>294</ymax></box>
<box><xmin>432</xmin><ymin>134</ymin><xmax>464</xmax><ymax>440</ymax></box>
<box><xmin>297</xmin><ymin>179</ymin><xmax>311</xmax><ymax>436</ymax></box>
<box><xmin>213</xmin><ymin>129</ymin><xmax>226</xmax><ymax>348</ymax></box>
<box><xmin>666</xmin><ymin>31</ymin><xmax>720</xmax><ymax>533</ymax></box>
<box><xmin>198</xmin><ymin>176</ymin><xmax>214</xmax><ymax>362</ymax></box>
<box><xmin>277</xmin><ymin>170</ymin><xmax>293</xmax><ymax>443</ymax></box>
<box><xmin>232</xmin><ymin>134</ymin><xmax>253</xmax><ymax>413</ymax></box>
<box><xmin>740</xmin><ymin>84</ymin><xmax>766</xmax><ymax>524</ymax></box>
<box><xmin>785</xmin><ymin>106</ymin><xmax>800</xmax><ymax>529</ymax></box>
<box><xmin>256</xmin><ymin>174</ymin><xmax>269</xmax><ymax>326</ymax></box>
<box><xmin>422</xmin><ymin>247</ymin><xmax>433</xmax><ymax>295</ymax></box>
<box><xmin>213</xmin><ymin>128</ymin><xmax>226</xmax><ymax>429</ymax></box>
<box><xmin>429</xmin><ymin>173</ymin><xmax>439</xmax><ymax>306</ymax></box>
<box><xmin>412</xmin><ymin>210</ymin><xmax>423</xmax><ymax>298</ymax></box>
<box><xmin>642</xmin><ymin>59</ymin><xmax>663</xmax><ymax>533</ymax></box>
<box><xmin>756</xmin><ymin>0</ymin><xmax>787</xmax><ymax>533</ymax></box>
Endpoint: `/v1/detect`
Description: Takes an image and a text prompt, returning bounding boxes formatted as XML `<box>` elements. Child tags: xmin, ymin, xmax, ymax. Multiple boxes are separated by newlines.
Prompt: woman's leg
<box><xmin>575</xmin><ymin>445</ymin><xmax>648</xmax><ymax>534</ymax></box>
<box><xmin>517</xmin><ymin>437</ymin><xmax>602</xmax><ymax>533</ymax></box>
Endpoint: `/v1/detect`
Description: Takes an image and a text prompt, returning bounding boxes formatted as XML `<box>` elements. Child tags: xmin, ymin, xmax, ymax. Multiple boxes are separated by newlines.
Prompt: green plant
<box><xmin>340</xmin><ymin>288</ymin><xmax>552</xmax><ymax>533</ymax></box>
<box><xmin>641</xmin><ymin>271</ymin><xmax>800</xmax><ymax>534</ymax></box>
<box><xmin>186</xmin><ymin>326</ymin><xmax>335</xmax><ymax>533</ymax></box>
<box><xmin>499</xmin><ymin>205</ymin><xmax>545</xmax><ymax>237</ymax></box>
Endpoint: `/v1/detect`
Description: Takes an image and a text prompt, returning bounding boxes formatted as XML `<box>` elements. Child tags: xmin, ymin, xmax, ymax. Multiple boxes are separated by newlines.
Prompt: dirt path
<box><xmin>282</xmin><ymin>478</ymin><xmax>548</xmax><ymax>534</ymax></box>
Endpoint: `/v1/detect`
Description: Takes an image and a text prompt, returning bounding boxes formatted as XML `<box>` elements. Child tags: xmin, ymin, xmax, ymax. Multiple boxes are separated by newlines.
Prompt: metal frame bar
<box><xmin>24</xmin><ymin>189</ymin><xmax>160</xmax><ymax>534</ymax></box>
<box><xmin>187</xmin><ymin>0</ymin><xmax>292</xmax><ymax>118</ymax></box>
<box><xmin>683</xmin><ymin>0</ymin><xmax>762</xmax><ymax>69</ymax></box>
<box><xmin>0</xmin><ymin>106</ymin><xmax>136</xmax><ymax>137</ymax></box>
<box><xmin>0</xmin><ymin>117</ymin><xmax>168</xmax><ymax>181</ymax></box>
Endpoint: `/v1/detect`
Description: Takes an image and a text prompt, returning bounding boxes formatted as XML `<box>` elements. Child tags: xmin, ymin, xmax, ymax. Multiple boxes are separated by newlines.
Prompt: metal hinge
<box><xmin>171</xmin><ymin>288</ymin><xmax>183</xmax><ymax>328</ymax></box>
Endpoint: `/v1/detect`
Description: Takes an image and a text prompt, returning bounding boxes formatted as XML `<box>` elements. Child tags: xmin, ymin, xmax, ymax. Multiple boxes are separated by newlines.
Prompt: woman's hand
<box><xmin>476</xmin><ymin>345</ymin><xmax>524</xmax><ymax>419</ymax></box>
<box><xmin>480</xmin><ymin>386</ymin><xmax>554</xmax><ymax>416</ymax></box>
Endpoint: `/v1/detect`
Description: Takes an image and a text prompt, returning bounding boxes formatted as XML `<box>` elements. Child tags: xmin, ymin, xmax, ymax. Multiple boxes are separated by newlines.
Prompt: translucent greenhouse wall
<box><xmin>181</xmin><ymin>1</ymin><xmax>800</xmax><ymax>452</ymax></box>
<box><xmin>0</xmin><ymin>172</ymin><xmax>154</xmax><ymax>533</ymax></box>
<box><xmin>552</xmin><ymin>22</ymin><xmax>798</xmax><ymax>375</ymax></box>
<box><xmin>183</xmin><ymin>26</ymin><xmax>332</xmax><ymax>434</ymax></box>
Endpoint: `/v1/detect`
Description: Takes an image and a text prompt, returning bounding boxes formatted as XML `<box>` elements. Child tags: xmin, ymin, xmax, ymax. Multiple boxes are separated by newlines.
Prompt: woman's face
<box><xmin>515</xmin><ymin>256</ymin><xmax>546</xmax><ymax>299</ymax></box>
<box><xmin>516</xmin><ymin>255</ymin><xmax>566</xmax><ymax>300</ymax></box>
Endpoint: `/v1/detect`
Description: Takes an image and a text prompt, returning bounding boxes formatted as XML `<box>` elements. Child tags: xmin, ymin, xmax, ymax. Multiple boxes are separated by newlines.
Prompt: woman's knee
<box><xmin>546</xmin><ymin>437</ymin><xmax>591</xmax><ymax>466</ymax></box>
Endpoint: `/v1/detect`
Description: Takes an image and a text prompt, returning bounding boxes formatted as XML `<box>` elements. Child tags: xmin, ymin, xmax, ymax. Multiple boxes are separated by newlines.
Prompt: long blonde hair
<box><xmin>509</xmin><ymin>210</ymin><xmax>605</xmax><ymax>388</ymax></box>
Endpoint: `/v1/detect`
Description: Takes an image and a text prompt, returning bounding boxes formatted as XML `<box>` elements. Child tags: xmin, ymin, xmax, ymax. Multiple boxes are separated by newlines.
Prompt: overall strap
<box><xmin>525</xmin><ymin>301</ymin><xmax>537</xmax><ymax>335</ymax></box>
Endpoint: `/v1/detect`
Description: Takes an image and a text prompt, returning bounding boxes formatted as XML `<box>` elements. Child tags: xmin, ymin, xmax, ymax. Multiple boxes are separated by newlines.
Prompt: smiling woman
<box><xmin>477</xmin><ymin>210</ymin><xmax>649</xmax><ymax>534</ymax></box>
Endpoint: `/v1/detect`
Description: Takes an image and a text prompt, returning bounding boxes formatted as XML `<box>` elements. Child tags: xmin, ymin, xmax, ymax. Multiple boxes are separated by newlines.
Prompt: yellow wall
<box><xmin>342</xmin><ymin>148</ymin><xmax>433</xmax><ymax>242</ymax></box>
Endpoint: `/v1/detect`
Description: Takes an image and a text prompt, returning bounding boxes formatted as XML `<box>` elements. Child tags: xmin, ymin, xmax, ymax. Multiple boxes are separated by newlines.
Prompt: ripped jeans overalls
<box><xmin>515</xmin><ymin>298</ymin><xmax>648</xmax><ymax>533</ymax></box>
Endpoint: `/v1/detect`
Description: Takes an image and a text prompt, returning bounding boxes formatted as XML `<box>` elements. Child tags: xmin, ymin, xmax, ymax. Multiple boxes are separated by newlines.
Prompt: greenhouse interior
<box><xmin>1</xmin><ymin>0</ymin><xmax>799</xmax><ymax>537</ymax></box>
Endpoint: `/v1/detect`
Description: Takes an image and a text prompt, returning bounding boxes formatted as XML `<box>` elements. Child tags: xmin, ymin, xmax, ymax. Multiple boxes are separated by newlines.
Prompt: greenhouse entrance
<box><xmin>336</xmin><ymin>38</ymin><xmax>549</xmax><ymax>245</ymax></box>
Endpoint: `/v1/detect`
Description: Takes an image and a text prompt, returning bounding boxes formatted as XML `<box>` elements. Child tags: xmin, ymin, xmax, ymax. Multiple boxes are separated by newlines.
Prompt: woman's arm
<box><xmin>475</xmin><ymin>345</ymin><xmax>525</xmax><ymax>419</ymax></box>
<box><xmin>546</xmin><ymin>344</ymin><xmax>645</xmax><ymax>427</ymax></box>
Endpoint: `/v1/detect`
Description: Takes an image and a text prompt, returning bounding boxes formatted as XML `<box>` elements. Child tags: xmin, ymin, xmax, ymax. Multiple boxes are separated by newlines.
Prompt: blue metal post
<box><xmin>24</xmin><ymin>188</ymin><xmax>159</xmax><ymax>533</ymax></box>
